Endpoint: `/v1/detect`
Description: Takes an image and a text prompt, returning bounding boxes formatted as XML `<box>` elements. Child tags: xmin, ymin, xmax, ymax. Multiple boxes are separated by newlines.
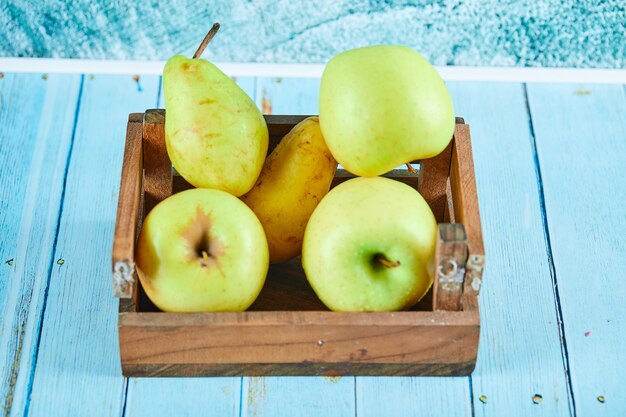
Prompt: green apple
<box><xmin>163</xmin><ymin>55</ymin><xmax>268</xmax><ymax>196</ymax></box>
<box><xmin>302</xmin><ymin>177</ymin><xmax>437</xmax><ymax>311</ymax></box>
<box><xmin>319</xmin><ymin>45</ymin><xmax>454</xmax><ymax>177</ymax></box>
<box><xmin>135</xmin><ymin>188</ymin><xmax>269</xmax><ymax>312</ymax></box>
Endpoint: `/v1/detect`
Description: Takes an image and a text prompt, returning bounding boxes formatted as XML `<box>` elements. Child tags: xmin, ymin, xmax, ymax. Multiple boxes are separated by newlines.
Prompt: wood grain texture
<box><xmin>450</xmin><ymin>123</ymin><xmax>485</xmax><ymax>256</ymax></box>
<box><xmin>24</xmin><ymin>75</ymin><xmax>160</xmax><ymax>417</ymax></box>
<box><xmin>527</xmin><ymin>83</ymin><xmax>626</xmax><ymax>417</ymax></box>
<box><xmin>256</xmin><ymin>77</ymin><xmax>320</xmax><ymax>116</ymax></box>
<box><xmin>143</xmin><ymin>108</ymin><xmax>171</xmax><ymax>215</ymax></box>
<box><xmin>123</xmin><ymin>362</ymin><xmax>477</xmax><ymax>378</ymax></box>
<box><xmin>111</xmin><ymin>115</ymin><xmax>143</xmax><ymax>299</ymax></box>
<box><xmin>447</xmin><ymin>81</ymin><xmax>570</xmax><ymax>416</ymax></box>
<box><xmin>7</xmin><ymin>74</ymin><xmax>620</xmax><ymax>417</ymax></box>
<box><xmin>432</xmin><ymin>224</ymin><xmax>468</xmax><ymax>311</ymax></box>
<box><xmin>124</xmin><ymin>377</ymin><xmax>241</xmax><ymax>417</ymax></box>
<box><xmin>419</xmin><ymin>139</ymin><xmax>454</xmax><ymax>222</ymax></box>
<box><xmin>357</xmin><ymin>377</ymin><xmax>473</xmax><ymax>417</ymax></box>
<box><xmin>449</xmin><ymin>122</ymin><xmax>485</xmax><ymax>311</ymax></box>
<box><xmin>240</xmin><ymin>376</ymin><xmax>354</xmax><ymax>417</ymax></box>
<box><xmin>119</xmin><ymin>311</ymin><xmax>479</xmax><ymax>375</ymax></box>
<box><xmin>0</xmin><ymin>73</ymin><xmax>81</xmax><ymax>417</ymax></box>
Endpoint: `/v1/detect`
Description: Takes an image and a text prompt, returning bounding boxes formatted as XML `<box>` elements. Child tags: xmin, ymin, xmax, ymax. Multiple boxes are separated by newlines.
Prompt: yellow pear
<box><xmin>241</xmin><ymin>117</ymin><xmax>337</xmax><ymax>264</ymax></box>
<box><xmin>163</xmin><ymin>24</ymin><xmax>268</xmax><ymax>196</ymax></box>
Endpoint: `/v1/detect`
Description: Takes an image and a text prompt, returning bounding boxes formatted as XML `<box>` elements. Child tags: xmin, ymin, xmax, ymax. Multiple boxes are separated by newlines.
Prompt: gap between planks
<box><xmin>523</xmin><ymin>83</ymin><xmax>576</xmax><ymax>417</ymax></box>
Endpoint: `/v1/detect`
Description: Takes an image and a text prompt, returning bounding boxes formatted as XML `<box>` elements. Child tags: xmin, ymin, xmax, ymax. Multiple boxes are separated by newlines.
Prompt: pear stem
<box><xmin>193</xmin><ymin>22</ymin><xmax>221</xmax><ymax>59</ymax></box>
<box><xmin>375</xmin><ymin>254</ymin><xmax>401</xmax><ymax>268</ymax></box>
<box><xmin>406</xmin><ymin>163</ymin><xmax>417</xmax><ymax>173</ymax></box>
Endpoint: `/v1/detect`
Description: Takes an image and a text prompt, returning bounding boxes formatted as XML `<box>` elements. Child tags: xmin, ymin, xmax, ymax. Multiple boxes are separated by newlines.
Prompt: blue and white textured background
<box><xmin>0</xmin><ymin>0</ymin><xmax>624</xmax><ymax>68</ymax></box>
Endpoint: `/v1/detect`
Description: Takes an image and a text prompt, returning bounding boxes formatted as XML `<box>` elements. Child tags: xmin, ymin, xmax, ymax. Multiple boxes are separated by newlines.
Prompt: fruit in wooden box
<box><xmin>135</xmin><ymin>188</ymin><xmax>269</xmax><ymax>312</ymax></box>
<box><xmin>319</xmin><ymin>45</ymin><xmax>454</xmax><ymax>177</ymax></box>
<box><xmin>163</xmin><ymin>26</ymin><xmax>268</xmax><ymax>196</ymax></box>
<box><xmin>302</xmin><ymin>177</ymin><xmax>437</xmax><ymax>311</ymax></box>
<box><xmin>241</xmin><ymin>117</ymin><xmax>337</xmax><ymax>264</ymax></box>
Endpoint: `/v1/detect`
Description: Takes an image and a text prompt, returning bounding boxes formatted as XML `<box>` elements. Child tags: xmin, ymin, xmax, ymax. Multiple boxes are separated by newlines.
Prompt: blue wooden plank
<box><xmin>256</xmin><ymin>77</ymin><xmax>320</xmax><ymax>115</ymax></box>
<box><xmin>0</xmin><ymin>73</ymin><xmax>81</xmax><ymax>416</ymax></box>
<box><xmin>0</xmin><ymin>73</ymin><xmax>47</xmax><ymax>319</ymax></box>
<box><xmin>23</xmin><ymin>74</ymin><xmax>160</xmax><ymax>416</ymax></box>
<box><xmin>527</xmin><ymin>83</ymin><xmax>626</xmax><ymax>417</ymax></box>
<box><xmin>357</xmin><ymin>377</ymin><xmax>472</xmax><ymax>417</ymax></box>
<box><xmin>125</xmin><ymin>378</ymin><xmax>240</xmax><ymax>417</ymax></box>
<box><xmin>445</xmin><ymin>82</ymin><xmax>572</xmax><ymax>416</ymax></box>
<box><xmin>123</xmin><ymin>74</ymin><xmax>260</xmax><ymax>417</ymax></box>
<box><xmin>241</xmin><ymin>377</ymin><xmax>354</xmax><ymax>417</ymax></box>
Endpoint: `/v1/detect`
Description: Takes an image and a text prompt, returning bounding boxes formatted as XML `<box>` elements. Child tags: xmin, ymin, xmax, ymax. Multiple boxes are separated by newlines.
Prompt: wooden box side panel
<box><xmin>112</xmin><ymin>114</ymin><xmax>144</xmax><ymax>300</ymax></box>
<box><xmin>122</xmin><ymin>362</ymin><xmax>477</xmax><ymax>377</ymax></box>
<box><xmin>119</xmin><ymin>311</ymin><xmax>479</xmax><ymax>377</ymax></box>
<box><xmin>448</xmin><ymin>123</ymin><xmax>485</xmax><ymax>310</ymax></box>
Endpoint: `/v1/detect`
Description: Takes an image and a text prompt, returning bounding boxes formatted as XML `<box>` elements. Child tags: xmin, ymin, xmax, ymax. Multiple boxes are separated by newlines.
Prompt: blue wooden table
<box><xmin>0</xmin><ymin>72</ymin><xmax>624</xmax><ymax>416</ymax></box>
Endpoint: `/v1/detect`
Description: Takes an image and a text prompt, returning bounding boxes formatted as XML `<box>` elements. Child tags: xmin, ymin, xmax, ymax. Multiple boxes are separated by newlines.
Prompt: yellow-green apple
<box><xmin>163</xmin><ymin>55</ymin><xmax>268</xmax><ymax>196</ymax></box>
<box><xmin>302</xmin><ymin>177</ymin><xmax>437</xmax><ymax>311</ymax></box>
<box><xmin>135</xmin><ymin>188</ymin><xmax>269</xmax><ymax>312</ymax></box>
<box><xmin>319</xmin><ymin>45</ymin><xmax>454</xmax><ymax>176</ymax></box>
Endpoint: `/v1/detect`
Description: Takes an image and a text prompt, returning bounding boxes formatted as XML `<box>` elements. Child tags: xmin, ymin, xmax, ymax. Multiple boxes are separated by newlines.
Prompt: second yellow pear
<box><xmin>241</xmin><ymin>117</ymin><xmax>337</xmax><ymax>264</ymax></box>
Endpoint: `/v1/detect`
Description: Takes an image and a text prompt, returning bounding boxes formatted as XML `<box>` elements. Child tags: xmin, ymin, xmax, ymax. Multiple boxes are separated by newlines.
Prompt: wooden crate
<box><xmin>112</xmin><ymin>109</ymin><xmax>485</xmax><ymax>377</ymax></box>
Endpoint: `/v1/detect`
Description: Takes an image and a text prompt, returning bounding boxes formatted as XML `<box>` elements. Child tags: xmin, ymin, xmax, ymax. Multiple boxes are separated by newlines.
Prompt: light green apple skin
<box><xmin>302</xmin><ymin>177</ymin><xmax>437</xmax><ymax>312</ymax></box>
<box><xmin>163</xmin><ymin>55</ymin><xmax>268</xmax><ymax>196</ymax></box>
<box><xmin>135</xmin><ymin>188</ymin><xmax>269</xmax><ymax>312</ymax></box>
<box><xmin>319</xmin><ymin>45</ymin><xmax>454</xmax><ymax>177</ymax></box>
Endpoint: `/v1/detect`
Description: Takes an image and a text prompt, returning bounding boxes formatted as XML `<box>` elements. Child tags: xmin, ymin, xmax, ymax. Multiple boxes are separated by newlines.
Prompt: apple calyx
<box><xmin>195</xmin><ymin>235</ymin><xmax>215</xmax><ymax>268</ymax></box>
<box><xmin>374</xmin><ymin>253</ymin><xmax>401</xmax><ymax>268</ymax></box>
<box><xmin>200</xmin><ymin>250</ymin><xmax>212</xmax><ymax>267</ymax></box>
<box><xmin>193</xmin><ymin>22</ymin><xmax>221</xmax><ymax>59</ymax></box>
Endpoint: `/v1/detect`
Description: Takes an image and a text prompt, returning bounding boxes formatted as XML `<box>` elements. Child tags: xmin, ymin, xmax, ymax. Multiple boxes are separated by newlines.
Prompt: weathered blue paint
<box><xmin>0</xmin><ymin>73</ymin><xmax>82</xmax><ymax>416</ymax></box>
<box><xmin>1</xmin><ymin>73</ymin><xmax>625</xmax><ymax>417</ymax></box>
<box><xmin>527</xmin><ymin>83</ymin><xmax>626</xmax><ymax>417</ymax></box>
<box><xmin>357</xmin><ymin>377</ymin><xmax>472</xmax><ymax>417</ymax></box>
<box><xmin>447</xmin><ymin>81</ymin><xmax>573</xmax><ymax>416</ymax></box>
<box><xmin>24</xmin><ymin>74</ymin><xmax>159</xmax><ymax>416</ymax></box>
<box><xmin>256</xmin><ymin>77</ymin><xmax>320</xmax><ymax>115</ymax></box>
<box><xmin>241</xmin><ymin>377</ymin><xmax>355</xmax><ymax>417</ymax></box>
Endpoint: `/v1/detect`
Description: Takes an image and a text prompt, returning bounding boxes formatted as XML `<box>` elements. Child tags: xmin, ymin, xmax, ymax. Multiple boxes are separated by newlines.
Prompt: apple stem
<box><xmin>375</xmin><ymin>254</ymin><xmax>401</xmax><ymax>268</ymax></box>
<box><xmin>405</xmin><ymin>163</ymin><xmax>417</xmax><ymax>174</ymax></box>
<box><xmin>200</xmin><ymin>250</ymin><xmax>211</xmax><ymax>267</ymax></box>
<box><xmin>193</xmin><ymin>22</ymin><xmax>221</xmax><ymax>59</ymax></box>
